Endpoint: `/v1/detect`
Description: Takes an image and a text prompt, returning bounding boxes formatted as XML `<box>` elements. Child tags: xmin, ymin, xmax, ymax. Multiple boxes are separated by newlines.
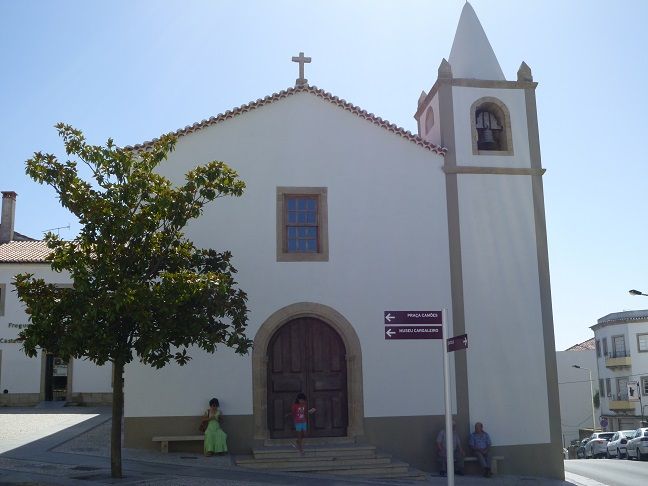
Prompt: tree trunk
<box><xmin>111</xmin><ymin>359</ymin><xmax>124</xmax><ymax>478</ymax></box>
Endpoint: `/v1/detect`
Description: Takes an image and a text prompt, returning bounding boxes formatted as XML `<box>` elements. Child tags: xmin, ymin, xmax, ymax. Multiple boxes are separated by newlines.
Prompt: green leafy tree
<box><xmin>14</xmin><ymin>124</ymin><xmax>251</xmax><ymax>478</ymax></box>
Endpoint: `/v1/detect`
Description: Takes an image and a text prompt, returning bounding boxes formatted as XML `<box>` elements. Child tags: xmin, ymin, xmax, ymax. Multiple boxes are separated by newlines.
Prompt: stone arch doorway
<box><xmin>252</xmin><ymin>302</ymin><xmax>364</xmax><ymax>441</ymax></box>
<box><xmin>267</xmin><ymin>317</ymin><xmax>347</xmax><ymax>438</ymax></box>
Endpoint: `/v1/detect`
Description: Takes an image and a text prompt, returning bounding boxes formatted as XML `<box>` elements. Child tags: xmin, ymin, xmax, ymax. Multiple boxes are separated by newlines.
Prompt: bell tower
<box><xmin>415</xmin><ymin>2</ymin><xmax>563</xmax><ymax>479</ymax></box>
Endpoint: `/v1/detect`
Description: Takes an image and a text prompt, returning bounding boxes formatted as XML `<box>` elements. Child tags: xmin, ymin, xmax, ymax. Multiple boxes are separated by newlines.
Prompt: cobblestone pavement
<box><xmin>0</xmin><ymin>407</ymin><xmax>99</xmax><ymax>454</ymax></box>
<box><xmin>0</xmin><ymin>406</ymin><xmax>594</xmax><ymax>485</ymax></box>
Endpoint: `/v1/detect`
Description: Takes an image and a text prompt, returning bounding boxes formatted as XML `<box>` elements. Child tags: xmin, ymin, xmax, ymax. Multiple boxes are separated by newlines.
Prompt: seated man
<box><xmin>436</xmin><ymin>420</ymin><xmax>464</xmax><ymax>476</ymax></box>
<box><xmin>469</xmin><ymin>421</ymin><xmax>492</xmax><ymax>477</ymax></box>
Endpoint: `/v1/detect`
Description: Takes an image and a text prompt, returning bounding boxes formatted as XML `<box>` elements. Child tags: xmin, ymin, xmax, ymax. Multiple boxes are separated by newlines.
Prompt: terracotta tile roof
<box><xmin>0</xmin><ymin>241</ymin><xmax>51</xmax><ymax>263</ymax></box>
<box><xmin>564</xmin><ymin>337</ymin><xmax>595</xmax><ymax>352</ymax></box>
<box><xmin>596</xmin><ymin>310</ymin><xmax>648</xmax><ymax>325</ymax></box>
<box><xmin>126</xmin><ymin>85</ymin><xmax>447</xmax><ymax>155</ymax></box>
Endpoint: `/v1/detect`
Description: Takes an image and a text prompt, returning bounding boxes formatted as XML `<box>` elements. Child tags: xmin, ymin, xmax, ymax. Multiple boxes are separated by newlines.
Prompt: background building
<box><xmin>593</xmin><ymin>310</ymin><xmax>648</xmax><ymax>431</ymax></box>
<box><xmin>0</xmin><ymin>191</ymin><xmax>112</xmax><ymax>406</ymax></box>
<box><xmin>556</xmin><ymin>338</ymin><xmax>597</xmax><ymax>445</ymax></box>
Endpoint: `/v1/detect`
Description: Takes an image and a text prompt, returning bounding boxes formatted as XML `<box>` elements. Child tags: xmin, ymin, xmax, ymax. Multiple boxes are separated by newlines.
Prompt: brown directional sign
<box><xmin>385</xmin><ymin>325</ymin><xmax>443</xmax><ymax>340</ymax></box>
<box><xmin>384</xmin><ymin>311</ymin><xmax>443</xmax><ymax>325</ymax></box>
<box><xmin>447</xmin><ymin>334</ymin><xmax>468</xmax><ymax>352</ymax></box>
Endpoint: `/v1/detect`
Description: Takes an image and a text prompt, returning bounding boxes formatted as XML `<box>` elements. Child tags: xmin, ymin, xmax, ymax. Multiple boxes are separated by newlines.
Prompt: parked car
<box><xmin>584</xmin><ymin>432</ymin><xmax>615</xmax><ymax>458</ymax></box>
<box><xmin>607</xmin><ymin>430</ymin><xmax>635</xmax><ymax>458</ymax></box>
<box><xmin>576</xmin><ymin>438</ymin><xmax>589</xmax><ymax>459</ymax></box>
<box><xmin>626</xmin><ymin>427</ymin><xmax>648</xmax><ymax>460</ymax></box>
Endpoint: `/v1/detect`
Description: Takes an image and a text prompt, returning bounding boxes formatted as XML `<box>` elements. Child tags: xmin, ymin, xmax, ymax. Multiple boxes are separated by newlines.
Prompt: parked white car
<box><xmin>626</xmin><ymin>427</ymin><xmax>648</xmax><ymax>460</ymax></box>
<box><xmin>584</xmin><ymin>432</ymin><xmax>615</xmax><ymax>458</ymax></box>
<box><xmin>606</xmin><ymin>430</ymin><xmax>635</xmax><ymax>458</ymax></box>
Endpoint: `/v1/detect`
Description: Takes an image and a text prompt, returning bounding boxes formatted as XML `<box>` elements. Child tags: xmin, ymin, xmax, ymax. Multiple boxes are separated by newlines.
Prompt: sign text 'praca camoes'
<box><xmin>383</xmin><ymin>310</ymin><xmax>443</xmax><ymax>325</ymax></box>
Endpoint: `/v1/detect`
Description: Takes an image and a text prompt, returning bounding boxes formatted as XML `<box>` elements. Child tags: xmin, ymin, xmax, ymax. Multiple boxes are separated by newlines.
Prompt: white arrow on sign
<box><xmin>385</xmin><ymin>313</ymin><xmax>395</xmax><ymax>323</ymax></box>
<box><xmin>385</xmin><ymin>328</ymin><xmax>395</xmax><ymax>338</ymax></box>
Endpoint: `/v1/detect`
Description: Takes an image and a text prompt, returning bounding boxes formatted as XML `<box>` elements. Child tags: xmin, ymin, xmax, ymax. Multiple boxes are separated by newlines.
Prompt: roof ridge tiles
<box><xmin>126</xmin><ymin>85</ymin><xmax>446</xmax><ymax>155</ymax></box>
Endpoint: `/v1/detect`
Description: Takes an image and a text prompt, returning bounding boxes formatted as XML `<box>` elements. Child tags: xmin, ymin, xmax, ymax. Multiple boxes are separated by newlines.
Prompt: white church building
<box><xmin>0</xmin><ymin>3</ymin><xmax>562</xmax><ymax>478</ymax></box>
<box><xmin>122</xmin><ymin>3</ymin><xmax>562</xmax><ymax>478</ymax></box>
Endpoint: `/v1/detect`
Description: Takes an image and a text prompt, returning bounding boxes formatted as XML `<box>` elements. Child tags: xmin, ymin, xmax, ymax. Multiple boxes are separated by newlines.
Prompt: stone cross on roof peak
<box><xmin>292</xmin><ymin>51</ymin><xmax>311</xmax><ymax>87</ymax></box>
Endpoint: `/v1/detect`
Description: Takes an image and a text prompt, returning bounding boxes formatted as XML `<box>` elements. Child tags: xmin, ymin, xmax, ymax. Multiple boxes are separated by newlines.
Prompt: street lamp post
<box><xmin>629</xmin><ymin>289</ymin><xmax>648</xmax><ymax>297</ymax></box>
<box><xmin>629</xmin><ymin>289</ymin><xmax>647</xmax><ymax>425</ymax></box>
<box><xmin>573</xmin><ymin>365</ymin><xmax>597</xmax><ymax>433</ymax></box>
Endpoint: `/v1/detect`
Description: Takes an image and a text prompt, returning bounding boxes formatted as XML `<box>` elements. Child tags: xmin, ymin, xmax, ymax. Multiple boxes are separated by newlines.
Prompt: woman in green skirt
<box><xmin>201</xmin><ymin>398</ymin><xmax>228</xmax><ymax>456</ymax></box>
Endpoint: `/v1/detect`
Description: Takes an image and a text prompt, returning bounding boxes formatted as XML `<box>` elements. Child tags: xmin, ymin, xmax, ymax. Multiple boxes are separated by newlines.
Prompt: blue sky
<box><xmin>1</xmin><ymin>0</ymin><xmax>646</xmax><ymax>350</ymax></box>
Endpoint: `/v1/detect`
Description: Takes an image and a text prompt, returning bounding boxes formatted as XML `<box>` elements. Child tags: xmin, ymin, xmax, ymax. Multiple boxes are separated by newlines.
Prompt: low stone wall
<box><xmin>0</xmin><ymin>392</ymin><xmax>112</xmax><ymax>407</ymax></box>
<box><xmin>0</xmin><ymin>393</ymin><xmax>40</xmax><ymax>407</ymax></box>
<box><xmin>70</xmin><ymin>393</ymin><xmax>112</xmax><ymax>406</ymax></box>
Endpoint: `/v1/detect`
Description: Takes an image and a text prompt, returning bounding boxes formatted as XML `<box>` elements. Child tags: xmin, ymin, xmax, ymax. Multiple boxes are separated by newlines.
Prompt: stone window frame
<box><xmin>276</xmin><ymin>187</ymin><xmax>328</xmax><ymax>262</ymax></box>
<box><xmin>611</xmin><ymin>334</ymin><xmax>627</xmax><ymax>358</ymax></box>
<box><xmin>616</xmin><ymin>376</ymin><xmax>629</xmax><ymax>400</ymax></box>
<box><xmin>0</xmin><ymin>283</ymin><xmax>5</xmax><ymax>316</ymax></box>
<box><xmin>470</xmin><ymin>96</ymin><xmax>514</xmax><ymax>156</ymax></box>
<box><xmin>605</xmin><ymin>377</ymin><xmax>611</xmax><ymax>397</ymax></box>
<box><xmin>596</xmin><ymin>339</ymin><xmax>601</xmax><ymax>358</ymax></box>
<box><xmin>424</xmin><ymin>106</ymin><xmax>435</xmax><ymax>134</ymax></box>
<box><xmin>637</xmin><ymin>333</ymin><xmax>648</xmax><ymax>353</ymax></box>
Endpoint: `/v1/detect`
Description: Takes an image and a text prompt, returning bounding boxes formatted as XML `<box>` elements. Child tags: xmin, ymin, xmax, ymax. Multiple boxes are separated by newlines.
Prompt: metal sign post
<box><xmin>383</xmin><ymin>308</ymin><xmax>464</xmax><ymax>486</ymax></box>
<box><xmin>442</xmin><ymin>308</ymin><xmax>454</xmax><ymax>486</ymax></box>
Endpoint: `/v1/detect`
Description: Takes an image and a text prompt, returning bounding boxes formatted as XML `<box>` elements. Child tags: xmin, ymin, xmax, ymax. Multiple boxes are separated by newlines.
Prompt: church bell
<box><xmin>476</xmin><ymin>110</ymin><xmax>501</xmax><ymax>150</ymax></box>
<box><xmin>478</xmin><ymin>127</ymin><xmax>497</xmax><ymax>150</ymax></box>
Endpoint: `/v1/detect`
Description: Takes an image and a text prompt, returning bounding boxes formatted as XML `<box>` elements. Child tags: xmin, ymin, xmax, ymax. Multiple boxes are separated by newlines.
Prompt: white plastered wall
<box><xmin>556</xmin><ymin>349</ymin><xmax>597</xmax><ymax>445</ymax></box>
<box><xmin>0</xmin><ymin>264</ymin><xmax>63</xmax><ymax>393</ymax></box>
<box><xmin>452</xmin><ymin>86</ymin><xmax>530</xmax><ymax>168</ymax></box>
<box><xmin>71</xmin><ymin>359</ymin><xmax>112</xmax><ymax>394</ymax></box>
<box><xmin>124</xmin><ymin>92</ymin><xmax>456</xmax><ymax>419</ymax></box>
<box><xmin>458</xmin><ymin>174</ymin><xmax>550</xmax><ymax>446</ymax></box>
<box><xmin>0</xmin><ymin>263</ymin><xmax>112</xmax><ymax>394</ymax></box>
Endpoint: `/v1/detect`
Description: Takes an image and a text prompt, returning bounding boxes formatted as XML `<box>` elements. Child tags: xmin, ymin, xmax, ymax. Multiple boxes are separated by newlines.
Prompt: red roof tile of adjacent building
<box><xmin>0</xmin><ymin>241</ymin><xmax>51</xmax><ymax>263</ymax></box>
<box><xmin>564</xmin><ymin>337</ymin><xmax>595</xmax><ymax>352</ymax></box>
<box><xmin>126</xmin><ymin>85</ymin><xmax>447</xmax><ymax>155</ymax></box>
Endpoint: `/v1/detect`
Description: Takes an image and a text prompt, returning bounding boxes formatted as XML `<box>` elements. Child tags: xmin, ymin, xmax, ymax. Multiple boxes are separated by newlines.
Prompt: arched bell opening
<box><xmin>471</xmin><ymin>97</ymin><xmax>513</xmax><ymax>155</ymax></box>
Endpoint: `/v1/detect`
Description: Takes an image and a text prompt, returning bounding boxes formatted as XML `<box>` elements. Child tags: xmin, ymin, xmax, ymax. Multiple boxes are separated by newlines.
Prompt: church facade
<box><xmin>123</xmin><ymin>4</ymin><xmax>562</xmax><ymax>478</ymax></box>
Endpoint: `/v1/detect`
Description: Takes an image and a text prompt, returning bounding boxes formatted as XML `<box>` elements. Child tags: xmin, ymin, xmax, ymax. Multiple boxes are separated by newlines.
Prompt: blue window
<box><xmin>286</xmin><ymin>196</ymin><xmax>318</xmax><ymax>253</ymax></box>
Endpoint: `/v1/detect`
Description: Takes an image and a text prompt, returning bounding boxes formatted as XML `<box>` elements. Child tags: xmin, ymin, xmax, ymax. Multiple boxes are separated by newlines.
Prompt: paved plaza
<box><xmin>0</xmin><ymin>406</ymin><xmax>594</xmax><ymax>485</ymax></box>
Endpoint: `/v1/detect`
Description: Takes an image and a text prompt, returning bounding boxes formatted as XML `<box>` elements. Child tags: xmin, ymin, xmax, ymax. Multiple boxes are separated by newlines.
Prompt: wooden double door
<box><xmin>267</xmin><ymin>317</ymin><xmax>348</xmax><ymax>438</ymax></box>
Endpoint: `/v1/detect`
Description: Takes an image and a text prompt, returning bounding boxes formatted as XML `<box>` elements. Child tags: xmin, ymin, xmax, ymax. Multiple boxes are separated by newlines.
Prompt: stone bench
<box><xmin>152</xmin><ymin>435</ymin><xmax>204</xmax><ymax>453</ymax></box>
<box><xmin>463</xmin><ymin>455</ymin><xmax>504</xmax><ymax>474</ymax></box>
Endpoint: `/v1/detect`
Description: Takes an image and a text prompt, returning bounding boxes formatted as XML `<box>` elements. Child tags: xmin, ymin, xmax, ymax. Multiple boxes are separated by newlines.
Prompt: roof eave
<box><xmin>127</xmin><ymin>85</ymin><xmax>447</xmax><ymax>156</ymax></box>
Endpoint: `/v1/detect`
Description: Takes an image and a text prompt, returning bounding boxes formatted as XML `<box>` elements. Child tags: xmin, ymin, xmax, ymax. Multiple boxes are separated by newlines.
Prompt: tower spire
<box><xmin>448</xmin><ymin>2</ymin><xmax>505</xmax><ymax>80</ymax></box>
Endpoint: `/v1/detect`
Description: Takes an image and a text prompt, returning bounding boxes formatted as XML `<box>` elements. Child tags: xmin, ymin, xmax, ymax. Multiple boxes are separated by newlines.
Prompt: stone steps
<box><xmin>236</xmin><ymin>442</ymin><xmax>427</xmax><ymax>481</ymax></box>
<box><xmin>237</xmin><ymin>454</ymin><xmax>392</xmax><ymax>470</ymax></box>
<box><xmin>263</xmin><ymin>436</ymin><xmax>355</xmax><ymax>447</ymax></box>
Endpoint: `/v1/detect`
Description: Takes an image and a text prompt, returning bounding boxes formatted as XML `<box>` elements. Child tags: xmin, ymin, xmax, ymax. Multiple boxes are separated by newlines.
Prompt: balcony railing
<box><xmin>605</xmin><ymin>352</ymin><xmax>631</xmax><ymax>368</ymax></box>
<box><xmin>608</xmin><ymin>399</ymin><xmax>636</xmax><ymax>411</ymax></box>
